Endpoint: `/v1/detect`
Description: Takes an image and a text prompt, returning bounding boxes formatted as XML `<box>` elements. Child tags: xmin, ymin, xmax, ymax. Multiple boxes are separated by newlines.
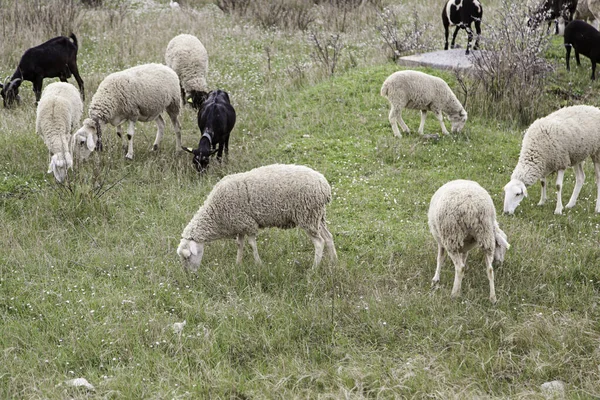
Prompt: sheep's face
<box><xmin>450</xmin><ymin>110</ymin><xmax>467</xmax><ymax>133</ymax></box>
<box><xmin>0</xmin><ymin>78</ymin><xmax>22</xmax><ymax>108</ymax></box>
<box><xmin>71</xmin><ymin>119</ymin><xmax>98</xmax><ymax>160</ymax></box>
<box><xmin>48</xmin><ymin>152</ymin><xmax>73</xmax><ymax>183</ymax></box>
<box><xmin>503</xmin><ymin>179</ymin><xmax>527</xmax><ymax>214</ymax></box>
<box><xmin>177</xmin><ymin>238</ymin><xmax>204</xmax><ymax>273</ymax></box>
<box><xmin>189</xmin><ymin>90</ymin><xmax>209</xmax><ymax>110</ymax></box>
<box><xmin>494</xmin><ymin>226</ymin><xmax>510</xmax><ymax>263</ymax></box>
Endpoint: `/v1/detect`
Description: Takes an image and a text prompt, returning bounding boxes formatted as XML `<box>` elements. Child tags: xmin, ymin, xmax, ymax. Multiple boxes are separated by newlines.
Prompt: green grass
<box><xmin>1</xmin><ymin>1</ymin><xmax>600</xmax><ymax>398</ymax></box>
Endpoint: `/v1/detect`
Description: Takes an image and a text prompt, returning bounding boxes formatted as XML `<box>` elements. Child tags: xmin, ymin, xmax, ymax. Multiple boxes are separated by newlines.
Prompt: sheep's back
<box><xmin>428</xmin><ymin>180</ymin><xmax>496</xmax><ymax>252</ymax></box>
<box><xmin>381</xmin><ymin>70</ymin><xmax>451</xmax><ymax>109</ymax></box>
<box><xmin>165</xmin><ymin>34</ymin><xmax>208</xmax><ymax>93</ymax></box>
<box><xmin>90</xmin><ymin>63</ymin><xmax>180</xmax><ymax>121</ymax></box>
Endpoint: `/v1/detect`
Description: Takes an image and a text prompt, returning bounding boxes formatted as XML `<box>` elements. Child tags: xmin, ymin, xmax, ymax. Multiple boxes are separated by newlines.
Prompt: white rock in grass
<box><xmin>541</xmin><ymin>380</ymin><xmax>565</xmax><ymax>398</ymax></box>
<box><xmin>172</xmin><ymin>320</ymin><xmax>187</xmax><ymax>334</ymax></box>
<box><xmin>65</xmin><ymin>377</ymin><xmax>95</xmax><ymax>391</ymax></box>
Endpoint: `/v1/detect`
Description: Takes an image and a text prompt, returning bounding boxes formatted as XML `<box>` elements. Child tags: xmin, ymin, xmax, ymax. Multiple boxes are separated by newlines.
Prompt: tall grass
<box><xmin>2</xmin><ymin>0</ymin><xmax>600</xmax><ymax>398</ymax></box>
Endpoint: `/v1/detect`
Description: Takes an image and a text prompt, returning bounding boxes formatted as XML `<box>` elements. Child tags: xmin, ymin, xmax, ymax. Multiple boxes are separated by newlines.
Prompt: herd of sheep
<box><xmin>6</xmin><ymin>0</ymin><xmax>600</xmax><ymax>305</ymax></box>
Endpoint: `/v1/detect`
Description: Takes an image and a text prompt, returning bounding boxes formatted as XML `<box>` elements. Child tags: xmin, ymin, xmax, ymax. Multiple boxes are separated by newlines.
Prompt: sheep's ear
<box><xmin>189</xmin><ymin>240</ymin><xmax>198</xmax><ymax>256</ymax></box>
<box><xmin>86</xmin><ymin>132</ymin><xmax>96</xmax><ymax>151</ymax></box>
<box><xmin>522</xmin><ymin>186</ymin><xmax>528</xmax><ymax>197</ymax></box>
<box><xmin>496</xmin><ymin>233</ymin><xmax>510</xmax><ymax>250</ymax></box>
<box><xmin>182</xmin><ymin>146</ymin><xmax>194</xmax><ymax>154</ymax></box>
<box><xmin>47</xmin><ymin>159</ymin><xmax>55</xmax><ymax>174</ymax></box>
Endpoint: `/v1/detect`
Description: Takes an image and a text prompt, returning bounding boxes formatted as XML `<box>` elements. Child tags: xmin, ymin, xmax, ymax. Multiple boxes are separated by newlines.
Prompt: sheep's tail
<box><xmin>70</xmin><ymin>33</ymin><xmax>78</xmax><ymax>49</ymax></box>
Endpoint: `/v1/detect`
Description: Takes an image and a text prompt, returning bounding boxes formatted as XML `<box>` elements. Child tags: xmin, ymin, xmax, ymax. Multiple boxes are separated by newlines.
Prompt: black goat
<box><xmin>183</xmin><ymin>89</ymin><xmax>236</xmax><ymax>172</ymax></box>
<box><xmin>442</xmin><ymin>0</ymin><xmax>483</xmax><ymax>55</ymax></box>
<box><xmin>0</xmin><ymin>33</ymin><xmax>84</xmax><ymax>108</ymax></box>
<box><xmin>564</xmin><ymin>19</ymin><xmax>600</xmax><ymax>79</ymax></box>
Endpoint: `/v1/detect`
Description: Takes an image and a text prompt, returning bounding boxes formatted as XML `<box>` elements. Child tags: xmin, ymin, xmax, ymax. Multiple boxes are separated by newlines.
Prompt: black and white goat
<box><xmin>528</xmin><ymin>0</ymin><xmax>578</xmax><ymax>34</ymax></box>
<box><xmin>0</xmin><ymin>33</ymin><xmax>84</xmax><ymax>108</ymax></box>
<box><xmin>183</xmin><ymin>89</ymin><xmax>236</xmax><ymax>172</ymax></box>
<box><xmin>442</xmin><ymin>0</ymin><xmax>483</xmax><ymax>55</ymax></box>
<box><xmin>564</xmin><ymin>19</ymin><xmax>600</xmax><ymax>79</ymax></box>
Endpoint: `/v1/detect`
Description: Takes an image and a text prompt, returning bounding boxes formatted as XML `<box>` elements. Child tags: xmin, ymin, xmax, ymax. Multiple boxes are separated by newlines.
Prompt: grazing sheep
<box><xmin>442</xmin><ymin>0</ymin><xmax>483</xmax><ymax>55</ymax></box>
<box><xmin>429</xmin><ymin>180</ymin><xmax>510</xmax><ymax>304</ymax></box>
<box><xmin>36</xmin><ymin>82</ymin><xmax>83</xmax><ymax>183</ymax></box>
<box><xmin>564</xmin><ymin>20</ymin><xmax>600</xmax><ymax>79</ymax></box>
<box><xmin>165</xmin><ymin>34</ymin><xmax>209</xmax><ymax>109</ymax></box>
<box><xmin>183</xmin><ymin>89</ymin><xmax>236</xmax><ymax>172</ymax></box>
<box><xmin>1</xmin><ymin>33</ymin><xmax>84</xmax><ymax>107</ymax></box>
<box><xmin>504</xmin><ymin>105</ymin><xmax>600</xmax><ymax>215</ymax></box>
<box><xmin>72</xmin><ymin>63</ymin><xmax>182</xmax><ymax>160</ymax></box>
<box><xmin>380</xmin><ymin>70</ymin><xmax>467</xmax><ymax>137</ymax></box>
<box><xmin>177</xmin><ymin>164</ymin><xmax>338</xmax><ymax>272</ymax></box>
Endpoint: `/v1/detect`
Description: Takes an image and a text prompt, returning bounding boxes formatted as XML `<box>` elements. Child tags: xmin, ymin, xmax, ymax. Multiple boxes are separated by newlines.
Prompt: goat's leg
<box><xmin>594</xmin><ymin>160</ymin><xmax>600</xmax><ymax>212</ymax></box>
<box><xmin>32</xmin><ymin>77</ymin><xmax>43</xmax><ymax>104</ymax></box>
<box><xmin>565</xmin><ymin>45</ymin><xmax>572</xmax><ymax>71</ymax></box>
<box><xmin>474</xmin><ymin>20</ymin><xmax>481</xmax><ymax>50</ymax></box>
<box><xmin>444</xmin><ymin>23</ymin><xmax>450</xmax><ymax>50</ymax></box>
<box><xmin>247</xmin><ymin>236</ymin><xmax>262</xmax><ymax>265</ymax></box>
<box><xmin>566</xmin><ymin>162</ymin><xmax>585</xmax><ymax>209</ymax></box>
<box><xmin>435</xmin><ymin>110</ymin><xmax>450</xmax><ymax>135</ymax></box>
<box><xmin>592</xmin><ymin>59</ymin><xmax>597</xmax><ymax>80</ymax></box>
<box><xmin>538</xmin><ymin>177</ymin><xmax>547</xmax><ymax>205</ymax></box>
<box><xmin>125</xmin><ymin>120</ymin><xmax>136</xmax><ymax>160</ymax></box>
<box><xmin>236</xmin><ymin>234</ymin><xmax>245</xmax><ymax>264</ymax></box>
<box><xmin>151</xmin><ymin>115</ymin><xmax>165</xmax><ymax>151</ymax></box>
<box><xmin>448</xmin><ymin>252</ymin><xmax>466</xmax><ymax>298</ymax></box>
<box><xmin>69</xmin><ymin>61</ymin><xmax>85</xmax><ymax>101</ymax></box>
<box><xmin>575</xmin><ymin>50</ymin><xmax>581</xmax><ymax>66</ymax></box>
<box><xmin>418</xmin><ymin>110</ymin><xmax>427</xmax><ymax>135</ymax></box>
<box><xmin>485</xmin><ymin>251</ymin><xmax>497</xmax><ymax>304</ymax></box>
<box><xmin>431</xmin><ymin>243</ymin><xmax>445</xmax><ymax>288</ymax></box>
<box><xmin>465</xmin><ymin>25</ymin><xmax>474</xmax><ymax>55</ymax></box>
<box><xmin>555</xmin><ymin>169</ymin><xmax>565</xmax><ymax>214</ymax></box>
<box><xmin>451</xmin><ymin>25</ymin><xmax>461</xmax><ymax>49</ymax></box>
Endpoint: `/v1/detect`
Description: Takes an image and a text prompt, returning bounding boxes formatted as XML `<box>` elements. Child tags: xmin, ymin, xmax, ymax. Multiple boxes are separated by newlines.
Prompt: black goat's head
<box><xmin>0</xmin><ymin>77</ymin><xmax>22</xmax><ymax>108</ymax></box>
<box><xmin>182</xmin><ymin>146</ymin><xmax>218</xmax><ymax>172</ymax></box>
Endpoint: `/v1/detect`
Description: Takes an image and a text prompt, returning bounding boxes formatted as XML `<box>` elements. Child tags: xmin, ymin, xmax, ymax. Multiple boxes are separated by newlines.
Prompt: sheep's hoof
<box><xmin>490</xmin><ymin>295</ymin><xmax>497</xmax><ymax>304</ymax></box>
<box><xmin>152</xmin><ymin>144</ymin><xmax>159</xmax><ymax>151</ymax></box>
<box><xmin>125</xmin><ymin>154</ymin><xmax>134</xmax><ymax>160</ymax></box>
<box><xmin>554</xmin><ymin>208</ymin><xmax>563</xmax><ymax>215</ymax></box>
<box><xmin>565</xmin><ymin>202</ymin><xmax>576</xmax><ymax>209</ymax></box>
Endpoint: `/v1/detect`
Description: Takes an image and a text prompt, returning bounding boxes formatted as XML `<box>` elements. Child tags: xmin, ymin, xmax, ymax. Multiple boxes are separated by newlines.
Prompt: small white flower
<box><xmin>65</xmin><ymin>377</ymin><xmax>95</xmax><ymax>391</ymax></box>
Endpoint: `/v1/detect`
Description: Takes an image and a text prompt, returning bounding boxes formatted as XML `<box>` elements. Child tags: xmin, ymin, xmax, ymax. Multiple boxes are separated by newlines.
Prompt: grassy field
<box><xmin>2</xmin><ymin>0</ymin><xmax>600</xmax><ymax>398</ymax></box>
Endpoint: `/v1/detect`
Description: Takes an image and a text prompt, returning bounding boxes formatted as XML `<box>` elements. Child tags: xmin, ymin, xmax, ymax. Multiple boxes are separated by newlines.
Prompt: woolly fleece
<box><xmin>165</xmin><ymin>34</ymin><xmax>208</xmax><ymax>97</ymax></box>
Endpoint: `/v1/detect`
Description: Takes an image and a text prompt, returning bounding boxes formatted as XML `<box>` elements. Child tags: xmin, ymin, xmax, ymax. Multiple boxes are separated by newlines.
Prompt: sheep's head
<box><xmin>450</xmin><ymin>109</ymin><xmax>467</xmax><ymax>133</ymax></box>
<box><xmin>177</xmin><ymin>238</ymin><xmax>204</xmax><ymax>273</ymax></box>
<box><xmin>71</xmin><ymin>118</ymin><xmax>99</xmax><ymax>160</ymax></box>
<box><xmin>0</xmin><ymin>77</ymin><xmax>22</xmax><ymax>108</ymax></box>
<box><xmin>494</xmin><ymin>224</ymin><xmax>510</xmax><ymax>263</ymax></box>
<box><xmin>188</xmin><ymin>90</ymin><xmax>209</xmax><ymax>110</ymax></box>
<box><xmin>503</xmin><ymin>179</ymin><xmax>527</xmax><ymax>214</ymax></box>
<box><xmin>48</xmin><ymin>152</ymin><xmax>73</xmax><ymax>183</ymax></box>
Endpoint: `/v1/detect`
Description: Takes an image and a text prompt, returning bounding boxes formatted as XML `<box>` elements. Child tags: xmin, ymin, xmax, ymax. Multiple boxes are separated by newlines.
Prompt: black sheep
<box><xmin>442</xmin><ymin>0</ymin><xmax>483</xmax><ymax>55</ymax></box>
<box><xmin>564</xmin><ymin>19</ymin><xmax>600</xmax><ymax>80</ymax></box>
<box><xmin>0</xmin><ymin>33</ymin><xmax>84</xmax><ymax>108</ymax></box>
<box><xmin>183</xmin><ymin>90</ymin><xmax>236</xmax><ymax>172</ymax></box>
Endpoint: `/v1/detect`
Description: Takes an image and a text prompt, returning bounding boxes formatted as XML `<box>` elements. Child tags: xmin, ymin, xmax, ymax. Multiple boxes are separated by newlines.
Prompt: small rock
<box><xmin>172</xmin><ymin>320</ymin><xmax>187</xmax><ymax>334</ymax></box>
<box><xmin>302</xmin><ymin>134</ymin><xmax>311</xmax><ymax>138</ymax></box>
<box><xmin>65</xmin><ymin>378</ymin><xmax>95</xmax><ymax>391</ymax></box>
<box><xmin>541</xmin><ymin>380</ymin><xmax>565</xmax><ymax>398</ymax></box>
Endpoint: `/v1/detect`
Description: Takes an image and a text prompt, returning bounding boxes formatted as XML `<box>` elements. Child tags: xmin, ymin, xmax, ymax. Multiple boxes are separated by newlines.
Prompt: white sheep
<box><xmin>380</xmin><ymin>70</ymin><xmax>467</xmax><ymax>138</ymax></box>
<box><xmin>177</xmin><ymin>164</ymin><xmax>338</xmax><ymax>272</ymax></box>
<box><xmin>165</xmin><ymin>34</ymin><xmax>209</xmax><ymax>109</ymax></box>
<box><xmin>35</xmin><ymin>82</ymin><xmax>83</xmax><ymax>183</ymax></box>
<box><xmin>429</xmin><ymin>180</ymin><xmax>510</xmax><ymax>303</ymax></box>
<box><xmin>503</xmin><ymin>105</ymin><xmax>600</xmax><ymax>215</ymax></box>
<box><xmin>72</xmin><ymin>63</ymin><xmax>182</xmax><ymax>160</ymax></box>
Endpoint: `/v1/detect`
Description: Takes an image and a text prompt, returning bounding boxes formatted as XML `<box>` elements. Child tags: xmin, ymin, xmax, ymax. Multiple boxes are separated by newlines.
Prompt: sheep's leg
<box><xmin>566</xmin><ymin>162</ymin><xmax>585</xmax><ymax>209</ymax></box>
<box><xmin>594</xmin><ymin>161</ymin><xmax>600</xmax><ymax>212</ymax></box>
<box><xmin>248</xmin><ymin>236</ymin><xmax>262</xmax><ymax>265</ymax></box>
<box><xmin>555</xmin><ymin>169</ymin><xmax>565</xmax><ymax>214</ymax></box>
<box><xmin>308</xmin><ymin>230</ymin><xmax>325</xmax><ymax>268</ymax></box>
<box><xmin>167</xmin><ymin>110</ymin><xmax>182</xmax><ymax>151</ymax></box>
<box><xmin>485</xmin><ymin>252</ymin><xmax>497</xmax><ymax>304</ymax></box>
<box><xmin>418</xmin><ymin>110</ymin><xmax>427</xmax><ymax>135</ymax></box>
<box><xmin>388</xmin><ymin>104</ymin><xmax>405</xmax><ymax>137</ymax></box>
<box><xmin>431</xmin><ymin>243</ymin><xmax>445</xmax><ymax>288</ymax></box>
<box><xmin>450</xmin><ymin>25</ymin><xmax>461</xmax><ymax>49</ymax></box>
<box><xmin>538</xmin><ymin>177</ymin><xmax>547</xmax><ymax>206</ymax></box>
<box><xmin>448</xmin><ymin>252</ymin><xmax>465</xmax><ymax>298</ymax></box>
<box><xmin>152</xmin><ymin>115</ymin><xmax>165</xmax><ymax>151</ymax></box>
<box><xmin>125</xmin><ymin>120</ymin><xmax>136</xmax><ymax>160</ymax></box>
<box><xmin>319</xmin><ymin>220</ymin><xmax>338</xmax><ymax>264</ymax></box>
<box><xmin>236</xmin><ymin>234</ymin><xmax>245</xmax><ymax>264</ymax></box>
<box><xmin>117</xmin><ymin>124</ymin><xmax>128</xmax><ymax>154</ymax></box>
<box><xmin>435</xmin><ymin>110</ymin><xmax>450</xmax><ymax>135</ymax></box>
<box><xmin>461</xmin><ymin>252</ymin><xmax>468</xmax><ymax>272</ymax></box>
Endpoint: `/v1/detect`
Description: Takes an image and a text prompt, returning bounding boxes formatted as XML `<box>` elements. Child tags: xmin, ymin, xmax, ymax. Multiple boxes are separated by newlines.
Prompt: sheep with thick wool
<box><xmin>380</xmin><ymin>70</ymin><xmax>467</xmax><ymax>138</ymax></box>
<box><xmin>177</xmin><ymin>164</ymin><xmax>338</xmax><ymax>272</ymax></box>
<box><xmin>504</xmin><ymin>105</ymin><xmax>600</xmax><ymax>215</ymax></box>
<box><xmin>36</xmin><ymin>82</ymin><xmax>83</xmax><ymax>183</ymax></box>
<box><xmin>165</xmin><ymin>34</ymin><xmax>209</xmax><ymax>109</ymax></box>
<box><xmin>429</xmin><ymin>180</ymin><xmax>510</xmax><ymax>303</ymax></box>
<box><xmin>72</xmin><ymin>63</ymin><xmax>182</xmax><ymax>160</ymax></box>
